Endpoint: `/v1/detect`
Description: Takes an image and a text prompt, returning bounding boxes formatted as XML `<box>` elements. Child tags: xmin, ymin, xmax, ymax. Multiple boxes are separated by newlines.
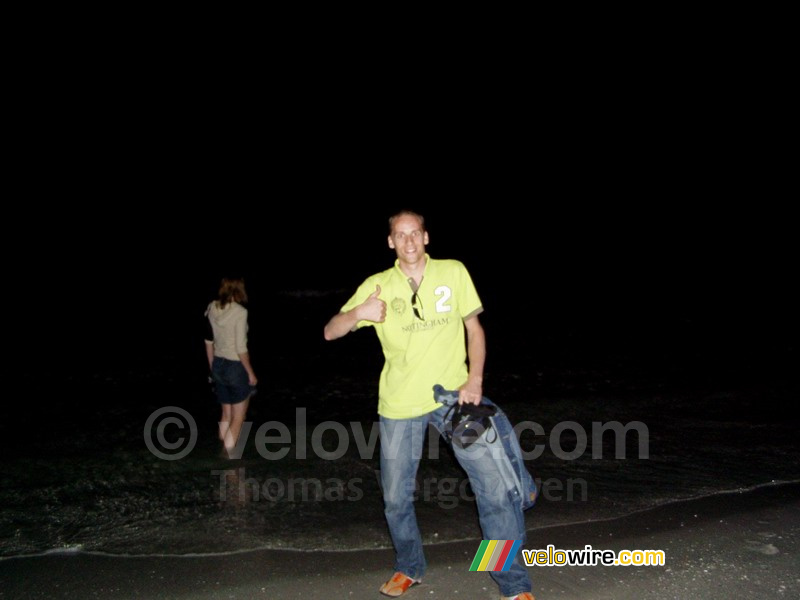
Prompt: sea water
<box><xmin>1</xmin><ymin>291</ymin><xmax>797</xmax><ymax>558</ymax></box>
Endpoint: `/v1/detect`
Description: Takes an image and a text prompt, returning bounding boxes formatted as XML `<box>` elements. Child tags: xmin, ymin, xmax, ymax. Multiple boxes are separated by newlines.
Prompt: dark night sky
<box><xmin>23</xmin><ymin>203</ymin><xmax>762</xmax><ymax>306</ymax></box>
<box><xmin>9</xmin><ymin>105</ymin><xmax>796</xmax><ymax>385</ymax></box>
<box><xmin>20</xmin><ymin>199</ymin><xmax>796</xmax><ymax>372</ymax></box>
<box><xmin>12</xmin><ymin>54</ymin><xmax>793</xmax><ymax>372</ymax></box>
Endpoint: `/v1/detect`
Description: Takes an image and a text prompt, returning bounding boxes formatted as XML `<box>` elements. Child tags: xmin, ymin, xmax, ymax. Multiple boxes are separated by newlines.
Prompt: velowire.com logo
<box><xmin>469</xmin><ymin>540</ymin><xmax>522</xmax><ymax>572</ymax></box>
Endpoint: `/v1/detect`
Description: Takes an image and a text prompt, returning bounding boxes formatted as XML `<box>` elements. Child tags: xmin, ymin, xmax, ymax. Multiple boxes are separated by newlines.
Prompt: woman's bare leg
<box><xmin>225</xmin><ymin>396</ymin><xmax>251</xmax><ymax>451</ymax></box>
<box><xmin>219</xmin><ymin>403</ymin><xmax>232</xmax><ymax>442</ymax></box>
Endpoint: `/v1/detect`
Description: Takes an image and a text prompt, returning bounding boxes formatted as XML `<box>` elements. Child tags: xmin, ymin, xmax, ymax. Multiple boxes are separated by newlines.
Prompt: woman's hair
<box><xmin>216</xmin><ymin>277</ymin><xmax>248</xmax><ymax>308</ymax></box>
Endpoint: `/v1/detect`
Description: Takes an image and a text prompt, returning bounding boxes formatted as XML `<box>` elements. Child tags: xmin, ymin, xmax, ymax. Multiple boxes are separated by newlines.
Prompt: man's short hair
<box><xmin>388</xmin><ymin>210</ymin><xmax>426</xmax><ymax>233</ymax></box>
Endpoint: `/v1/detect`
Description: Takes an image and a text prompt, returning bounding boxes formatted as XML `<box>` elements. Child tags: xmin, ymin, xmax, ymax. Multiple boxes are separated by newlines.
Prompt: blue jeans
<box><xmin>380</xmin><ymin>404</ymin><xmax>531</xmax><ymax>597</ymax></box>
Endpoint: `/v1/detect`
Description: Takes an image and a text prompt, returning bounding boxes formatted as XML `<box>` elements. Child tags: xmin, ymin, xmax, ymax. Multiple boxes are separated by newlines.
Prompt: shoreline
<box><xmin>2</xmin><ymin>482</ymin><xmax>798</xmax><ymax>599</ymax></box>
<box><xmin>5</xmin><ymin>478</ymin><xmax>798</xmax><ymax>561</ymax></box>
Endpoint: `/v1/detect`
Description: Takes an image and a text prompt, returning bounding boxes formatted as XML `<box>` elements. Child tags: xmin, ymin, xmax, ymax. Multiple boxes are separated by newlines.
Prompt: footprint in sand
<box><xmin>745</xmin><ymin>541</ymin><xmax>779</xmax><ymax>555</ymax></box>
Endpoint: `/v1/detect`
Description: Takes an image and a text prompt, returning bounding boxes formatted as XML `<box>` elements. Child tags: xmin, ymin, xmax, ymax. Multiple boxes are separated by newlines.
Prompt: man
<box><xmin>324</xmin><ymin>211</ymin><xmax>534</xmax><ymax>600</ymax></box>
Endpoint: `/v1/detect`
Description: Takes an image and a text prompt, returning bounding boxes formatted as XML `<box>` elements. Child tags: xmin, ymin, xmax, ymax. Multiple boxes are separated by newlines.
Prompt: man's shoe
<box><xmin>501</xmin><ymin>593</ymin><xmax>535</xmax><ymax>600</ymax></box>
<box><xmin>379</xmin><ymin>572</ymin><xmax>420</xmax><ymax>597</ymax></box>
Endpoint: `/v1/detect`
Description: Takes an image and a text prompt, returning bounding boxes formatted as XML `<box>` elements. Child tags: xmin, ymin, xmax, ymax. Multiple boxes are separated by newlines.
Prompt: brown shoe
<box><xmin>379</xmin><ymin>572</ymin><xmax>420</xmax><ymax>597</ymax></box>
<box><xmin>501</xmin><ymin>593</ymin><xmax>535</xmax><ymax>600</ymax></box>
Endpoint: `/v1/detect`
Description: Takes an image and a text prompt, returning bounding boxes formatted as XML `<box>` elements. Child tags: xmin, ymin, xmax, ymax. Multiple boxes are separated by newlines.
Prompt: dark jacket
<box><xmin>433</xmin><ymin>385</ymin><xmax>537</xmax><ymax>511</ymax></box>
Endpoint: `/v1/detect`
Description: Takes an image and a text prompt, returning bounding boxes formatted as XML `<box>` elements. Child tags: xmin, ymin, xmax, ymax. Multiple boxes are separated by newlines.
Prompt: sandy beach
<box><xmin>2</xmin><ymin>482</ymin><xmax>797</xmax><ymax>599</ymax></box>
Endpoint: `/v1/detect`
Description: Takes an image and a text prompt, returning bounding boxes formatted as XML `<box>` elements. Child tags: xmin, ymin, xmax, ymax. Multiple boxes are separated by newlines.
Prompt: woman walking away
<box><xmin>204</xmin><ymin>277</ymin><xmax>257</xmax><ymax>456</ymax></box>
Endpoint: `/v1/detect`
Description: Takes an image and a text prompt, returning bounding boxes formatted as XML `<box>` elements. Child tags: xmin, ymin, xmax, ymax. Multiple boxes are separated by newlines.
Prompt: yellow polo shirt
<box><xmin>341</xmin><ymin>256</ymin><xmax>483</xmax><ymax>419</ymax></box>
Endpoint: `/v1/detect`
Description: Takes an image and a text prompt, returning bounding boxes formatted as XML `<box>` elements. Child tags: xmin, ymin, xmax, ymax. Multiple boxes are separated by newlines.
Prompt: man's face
<box><xmin>388</xmin><ymin>215</ymin><xmax>429</xmax><ymax>265</ymax></box>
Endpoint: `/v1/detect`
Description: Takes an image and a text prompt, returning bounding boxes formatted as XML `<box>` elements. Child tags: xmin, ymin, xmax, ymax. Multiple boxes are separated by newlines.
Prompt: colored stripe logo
<box><xmin>469</xmin><ymin>540</ymin><xmax>522</xmax><ymax>571</ymax></box>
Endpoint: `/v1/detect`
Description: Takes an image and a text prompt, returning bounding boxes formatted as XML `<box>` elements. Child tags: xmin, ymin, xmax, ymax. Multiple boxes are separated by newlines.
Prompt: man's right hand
<box><xmin>324</xmin><ymin>285</ymin><xmax>386</xmax><ymax>341</ymax></box>
<box><xmin>357</xmin><ymin>285</ymin><xmax>386</xmax><ymax>322</ymax></box>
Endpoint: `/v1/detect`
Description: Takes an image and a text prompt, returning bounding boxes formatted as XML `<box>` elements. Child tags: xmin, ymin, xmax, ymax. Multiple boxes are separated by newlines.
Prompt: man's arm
<box><xmin>459</xmin><ymin>314</ymin><xmax>485</xmax><ymax>405</ymax></box>
<box><xmin>324</xmin><ymin>285</ymin><xmax>385</xmax><ymax>341</ymax></box>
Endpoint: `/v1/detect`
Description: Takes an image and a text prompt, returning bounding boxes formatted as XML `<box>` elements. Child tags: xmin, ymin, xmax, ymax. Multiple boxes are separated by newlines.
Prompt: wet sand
<box><xmin>2</xmin><ymin>482</ymin><xmax>797</xmax><ymax>599</ymax></box>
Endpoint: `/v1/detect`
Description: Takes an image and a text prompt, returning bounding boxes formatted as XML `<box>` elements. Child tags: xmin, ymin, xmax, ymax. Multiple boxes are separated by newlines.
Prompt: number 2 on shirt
<box><xmin>434</xmin><ymin>285</ymin><xmax>452</xmax><ymax>313</ymax></box>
